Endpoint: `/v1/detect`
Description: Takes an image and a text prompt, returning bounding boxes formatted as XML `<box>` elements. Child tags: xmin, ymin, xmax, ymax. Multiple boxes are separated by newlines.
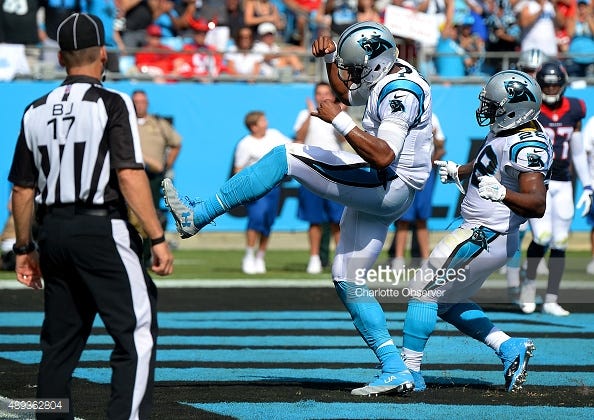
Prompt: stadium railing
<box><xmin>12</xmin><ymin>45</ymin><xmax>594</xmax><ymax>85</ymax></box>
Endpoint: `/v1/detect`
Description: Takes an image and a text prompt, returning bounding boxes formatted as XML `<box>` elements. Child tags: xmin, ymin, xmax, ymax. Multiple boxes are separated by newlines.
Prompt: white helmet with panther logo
<box><xmin>335</xmin><ymin>22</ymin><xmax>398</xmax><ymax>88</ymax></box>
<box><xmin>517</xmin><ymin>49</ymin><xmax>548</xmax><ymax>75</ymax></box>
<box><xmin>476</xmin><ymin>70</ymin><xmax>542</xmax><ymax>133</ymax></box>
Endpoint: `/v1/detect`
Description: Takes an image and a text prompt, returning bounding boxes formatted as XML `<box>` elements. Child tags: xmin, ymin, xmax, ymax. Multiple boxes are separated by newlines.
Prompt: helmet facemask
<box><xmin>476</xmin><ymin>93</ymin><xmax>501</xmax><ymax>128</ymax></box>
<box><xmin>336</xmin><ymin>56</ymin><xmax>371</xmax><ymax>89</ymax></box>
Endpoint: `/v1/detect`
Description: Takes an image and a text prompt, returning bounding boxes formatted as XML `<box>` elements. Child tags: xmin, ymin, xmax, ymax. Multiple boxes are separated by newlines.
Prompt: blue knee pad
<box><xmin>439</xmin><ymin>302</ymin><xmax>495</xmax><ymax>343</ymax></box>
<box><xmin>402</xmin><ymin>300</ymin><xmax>438</xmax><ymax>352</ymax></box>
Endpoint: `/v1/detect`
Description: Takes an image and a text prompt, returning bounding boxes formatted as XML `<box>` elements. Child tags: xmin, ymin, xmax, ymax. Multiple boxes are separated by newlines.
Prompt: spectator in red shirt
<box><xmin>135</xmin><ymin>24</ymin><xmax>176</xmax><ymax>79</ymax></box>
<box><xmin>174</xmin><ymin>17</ymin><xmax>224</xmax><ymax>78</ymax></box>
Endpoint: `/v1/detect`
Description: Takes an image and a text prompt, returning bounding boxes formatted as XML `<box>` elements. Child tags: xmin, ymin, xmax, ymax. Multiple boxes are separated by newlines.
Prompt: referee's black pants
<box><xmin>35</xmin><ymin>208</ymin><xmax>158</xmax><ymax>420</ymax></box>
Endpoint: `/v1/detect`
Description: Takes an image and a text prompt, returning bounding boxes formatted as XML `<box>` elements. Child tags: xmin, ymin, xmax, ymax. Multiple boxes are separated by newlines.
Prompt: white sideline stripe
<box><xmin>0</xmin><ymin>279</ymin><xmax>332</xmax><ymax>289</ymax></box>
<box><xmin>1</xmin><ymin>279</ymin><xmax>593</xmax><ymax>289</ymax></box>
<box><xmin>154</xmin><ymin>279</ymin><xmax>334</xmax><ymax>288</ymax></box>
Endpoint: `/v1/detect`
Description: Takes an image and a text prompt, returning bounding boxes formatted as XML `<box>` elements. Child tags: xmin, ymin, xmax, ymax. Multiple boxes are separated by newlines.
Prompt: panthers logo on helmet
<box><xmin>358</xmin><ymin>34</ymin><xmax>392</xmax><ymax>60</ymax></box>
<box><xmin>504</xmin><ymin>80</ymin><xmax>537</xmax><ymax>104</ymax></box>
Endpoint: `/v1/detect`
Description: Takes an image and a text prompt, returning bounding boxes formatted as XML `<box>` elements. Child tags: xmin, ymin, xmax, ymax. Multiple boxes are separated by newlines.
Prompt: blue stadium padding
<box><xmin>184</xmin><ymin>401</ymin><xmax>594</xmax><ymax>420</ymax></box>
<box><xmin>3</xmin><ymin>82</ymin><xmax>594</xmax><ymax>232</ymax></box>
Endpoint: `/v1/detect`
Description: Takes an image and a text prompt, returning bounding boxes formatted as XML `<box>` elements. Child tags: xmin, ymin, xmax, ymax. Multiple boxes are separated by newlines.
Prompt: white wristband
<box><xmin>332</xmin><ymin>111</ymin><xmax>357</xmax><ymax>136</ymax></box>
<box><xmin>324</xmin><ymin>44</ymin><xmax>337</xmax><ymax>63</ymax></box>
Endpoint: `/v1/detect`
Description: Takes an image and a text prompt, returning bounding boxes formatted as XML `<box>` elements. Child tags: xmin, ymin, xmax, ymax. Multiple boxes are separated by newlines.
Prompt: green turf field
<box><xmin>2</xmin><ymin>249</ymin><xmax>594</xmax><ymax>281</ymax></box>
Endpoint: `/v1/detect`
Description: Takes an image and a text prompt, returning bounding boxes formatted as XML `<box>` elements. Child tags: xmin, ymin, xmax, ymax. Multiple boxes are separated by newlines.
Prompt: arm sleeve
<box><xmin>571</xmin><ymin>131</ymin><xmax>592</xmax><ymax>187</ymax></box>
<box><xmin>583</xmin><ymin>117</ymin><xmax>594</xmax><ymax>177</ymax></box>
<box><xmin>377</xmin><ymin>118</ymin><xmax>409</xmax><ymax>158</ymax></box>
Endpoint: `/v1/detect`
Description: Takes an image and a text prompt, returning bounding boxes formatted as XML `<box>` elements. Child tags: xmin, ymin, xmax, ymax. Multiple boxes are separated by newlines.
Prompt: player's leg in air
<box><xmin>401</xmin><ymin>226</ymin><xmax>535</xmax><ymax>392</ymax></box>
<box><xmin>163</xmin><ymin>143</ymin><xmax>417</xmax><ymax>395</ymax></box>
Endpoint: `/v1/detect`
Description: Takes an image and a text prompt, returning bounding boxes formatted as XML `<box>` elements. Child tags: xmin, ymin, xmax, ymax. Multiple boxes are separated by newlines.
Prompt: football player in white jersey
<box><xmin>162</xmin><ymin>22</ymin><xmax>433</xmax><ymax>396</ymax></box>
<box><xmin>401</xmin><ymin>70</ymin><xmax>552</xmax><ymax>393</ymax></box>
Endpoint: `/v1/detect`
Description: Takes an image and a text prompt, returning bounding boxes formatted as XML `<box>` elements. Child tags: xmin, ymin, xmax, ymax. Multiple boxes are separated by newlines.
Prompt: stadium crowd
<box><xmin>2</xmin><ymin>0</ymin><xmax>594</xmax><ymax>81</ymax></box>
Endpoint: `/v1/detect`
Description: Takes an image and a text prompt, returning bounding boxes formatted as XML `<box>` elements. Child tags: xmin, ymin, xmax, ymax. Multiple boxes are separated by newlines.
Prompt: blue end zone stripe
<box><xmin>185</xmin><ymin>402</ymin><xmax>594</xmax><ymax>420</ymax></box>
<box><xmin>71</xmin><ymin>367</ymin><xmax>594</xmax><ymax>388</ymax></box>
<box><xmin>2</xmin><ymin>336</ymin><xmax>592</xmax><ymax>365</ymax></box>
<box><xmin>2</xmin><ymin>312</ymin><xmax>593</xmax><ymax>332</ymax></box>
<box><xmin>2</xmin><ymin>311</ymin><xmax>594</xmax><ymax>322</ymax></box>
<box><xmin>2</xmin><ymin>334</ymin><xmax>594</xmax><ymax>352</ymax></box>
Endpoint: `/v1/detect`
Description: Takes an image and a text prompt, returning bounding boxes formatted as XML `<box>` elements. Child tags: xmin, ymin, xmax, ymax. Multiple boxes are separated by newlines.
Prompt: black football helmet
<box><xmin>535</xmin><ymin>61</ymin><xmax>568</xmax><ymax>105</ymax></box>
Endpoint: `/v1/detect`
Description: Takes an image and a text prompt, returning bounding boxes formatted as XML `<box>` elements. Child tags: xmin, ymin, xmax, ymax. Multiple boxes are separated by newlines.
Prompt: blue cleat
<box><xmin>351</xmin><ymin>370</ymin><xmax>415</xmax><ymax>396</ymax></box>
<box><xmin>162</xmin><ymin>178</ymin><xmax>199</xmax><ymax>239</ymax></box>
<box><xmin>410</xmin><ymin>370</ymin><xmax>426</xmax><ymax>392</ymax></box>
<box><xmin>496</xmin><ymin>338</ymin><xmax>535</xmax><ymax>392</ymax></box>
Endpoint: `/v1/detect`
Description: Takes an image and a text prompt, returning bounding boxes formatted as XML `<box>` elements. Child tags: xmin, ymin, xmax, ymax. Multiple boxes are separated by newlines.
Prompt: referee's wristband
<box><xmin>332</xmin><ymin>111</ymin><xmax>357</xmax><ymax>136</ymax></box>
<box><xmin>150</xmin><ymin>235</ymin><xmax>166</xmax><ymax>246</ymax></box>
<box><xmin>12</xmin><ymin>241</ymin><xmax>37</xmax><ymax>255</ymax></box>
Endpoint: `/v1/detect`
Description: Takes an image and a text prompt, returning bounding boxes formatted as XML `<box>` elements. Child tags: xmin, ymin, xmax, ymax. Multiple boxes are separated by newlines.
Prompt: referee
<box><xmin>8</xmin><ymin>13</ymin><xmax>174</xmax><ymax>420</ymax></box>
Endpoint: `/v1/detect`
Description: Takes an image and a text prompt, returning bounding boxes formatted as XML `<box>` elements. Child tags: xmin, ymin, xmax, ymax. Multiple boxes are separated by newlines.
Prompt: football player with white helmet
<box><xmin>163</xmin><ymin>22</ymin><xmax>433</xmax><ymax>396</ymax></box>
<box><xmin>519</xmin><ymin>60</ymin><xmax>592</xmax><ymax>316</ymax></box>
<box><xmin>401</xmin><ymin>70</ymin><xmax>552</xmax><ymax>392</ymax></box>
<box><xmin>517</xmin><ymin>48</ymin><xmax>548</xmax><ymax>77</ymax></box>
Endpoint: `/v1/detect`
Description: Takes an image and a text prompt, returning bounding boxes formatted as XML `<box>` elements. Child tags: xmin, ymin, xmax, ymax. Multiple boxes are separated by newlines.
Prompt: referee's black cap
<box><xmin>57</xmin><ymin>13</ymin><xmax>105</xmax><ymax>51</ymax></box>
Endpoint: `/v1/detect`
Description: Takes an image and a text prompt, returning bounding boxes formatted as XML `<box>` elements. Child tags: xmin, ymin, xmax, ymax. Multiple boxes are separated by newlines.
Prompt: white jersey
<box><xmin>234</xmin><ymin>128</ymin><xmax>292</xmax><ymax>169</ymax></box>
<box><xmin>461</xmin><ymin>122</ymin><xmax>553</xmax><ymax>233</ymax></box>
<box><xmin>293</xmin><ymin>109</ymin><xmax>343</xmax><ymax>151</ymax></box>
<box><xmin>361</xmin><ymin>59</ymin><xmax>434</xmax><ymax>190</ymax></box>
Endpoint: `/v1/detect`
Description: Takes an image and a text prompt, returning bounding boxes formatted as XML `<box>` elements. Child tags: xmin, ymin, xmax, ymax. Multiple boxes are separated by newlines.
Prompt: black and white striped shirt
<box><xmin>8</xmin><ymin>75</ymin><xmax>144</xmax><ymax>207</ymax></box>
